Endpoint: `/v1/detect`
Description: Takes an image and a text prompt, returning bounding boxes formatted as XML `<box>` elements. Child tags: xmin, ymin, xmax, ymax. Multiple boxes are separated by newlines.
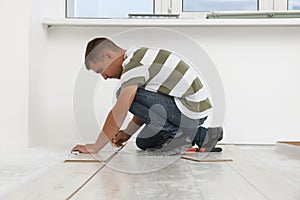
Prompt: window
<box><xmin>288</xmin><ymin>0</ymin><xmax>300</xmax><ymax>10</ymax></box>
<box><xmin>182</xmin><ymin>0</ymin><xmax>258</xmax><ymax>12</ymax></box>
<box><xmin>66</xmin><ymin>0</ymin><xmax>154</xmax><ymax>18</ymax></box>
<box><xmin>66</xmin><ymin>0</ymin><xmax>300</xmax><ymax>19</ymax></box>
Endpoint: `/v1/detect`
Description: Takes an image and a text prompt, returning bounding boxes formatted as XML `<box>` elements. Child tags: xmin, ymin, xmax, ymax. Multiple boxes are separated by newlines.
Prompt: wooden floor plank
<box><xmin>4</xmin><ymin>162</ymin><xmax>104</xmax><ymax>200</ymax></box>
<box><xmin>227</xmin><ymin>145</ymin><xmax>300</xmax><ymax>200</ymax></box>
<box><xmin>278</xmin><ymin>141</ymin><xmax>300</xmax><ymax>146</ymax></box>
<box><xmin>72</xmin><ymin>145</ymin><xmax>267</xmax><ymax>200</ymax></box>
<box><xmin>4</xmin><ymin>144</ymin><xmax>299</xmax><ymax>200</ymax></box>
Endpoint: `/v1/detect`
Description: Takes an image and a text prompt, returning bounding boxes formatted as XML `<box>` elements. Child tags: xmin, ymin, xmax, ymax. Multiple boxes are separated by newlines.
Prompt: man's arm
<box><xmin>72</xmin><ymin>85</ymin><xmax>138</xmax><ymax>153</ymax></box>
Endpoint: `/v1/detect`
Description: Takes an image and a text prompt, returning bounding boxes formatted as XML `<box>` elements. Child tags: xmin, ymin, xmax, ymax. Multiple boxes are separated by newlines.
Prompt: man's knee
<box><xmin>136</xmin><ymin>137</ymin><xmax>148</xmax><ymax>150</ymax></box>
<box><xmin>136</xmin><ymin>135</ymin><xmax>165</xmax><ymax>150</ymax></box>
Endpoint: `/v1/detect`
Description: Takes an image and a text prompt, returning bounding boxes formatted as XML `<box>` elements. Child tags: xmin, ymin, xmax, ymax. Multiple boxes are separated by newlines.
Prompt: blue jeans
<box><xmin>129</xmin><ymin>88</ymin><xmax>208</xmax><ymax>150</ymax></box>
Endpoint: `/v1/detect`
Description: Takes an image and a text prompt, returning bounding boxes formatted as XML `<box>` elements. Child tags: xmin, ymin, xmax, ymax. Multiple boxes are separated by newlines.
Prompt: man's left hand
<box><xmin>71</xmin><ymin>144</ymin><xmax>99</xmax><ymax>154</ymax></box>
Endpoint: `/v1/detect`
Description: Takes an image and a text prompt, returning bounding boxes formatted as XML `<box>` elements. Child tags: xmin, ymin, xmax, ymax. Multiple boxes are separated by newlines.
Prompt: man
<box><xmin>72</xmin><ymin>37</ymin><xmax>223</xmax><ymax>155</ymax></box>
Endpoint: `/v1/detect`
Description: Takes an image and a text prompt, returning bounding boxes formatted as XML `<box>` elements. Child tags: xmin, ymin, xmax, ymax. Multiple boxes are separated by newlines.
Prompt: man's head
<box><xmin>85</xmin><ymin>37</ymin><xmax>125</xmax><ymax>79</ymax></box>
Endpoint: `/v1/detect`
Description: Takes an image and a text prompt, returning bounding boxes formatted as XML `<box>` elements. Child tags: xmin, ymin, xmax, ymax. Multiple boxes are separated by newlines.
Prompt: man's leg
<box><xmin>129</xmin><ymin>89</ymin><xmax>182</xmax><ymax>151</ymax></box>
<box><xmin>134</xmin><ymin>105</ymin><xmax>194</xmax><ymax>153</ymax></box>
<box><xmin>135</xmin><ymin>127</ymin><xmax>175</xmax><ymax>150</ymax></box>
<box><xmin>129</xmin><ymin>88</ymin><xmax>223</xmax><ymax>154</ymax></box>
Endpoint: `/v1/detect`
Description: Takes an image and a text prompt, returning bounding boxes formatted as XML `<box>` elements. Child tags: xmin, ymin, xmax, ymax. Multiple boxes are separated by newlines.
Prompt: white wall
<box><xmin>7</xmin><ymin>0</ymin><xmax>299</xmax><ymax>147</ymax></box>
<box><xmin>3</xmin><ymin>1</ymin><xmax>299</xmax><ymax>150</ymax></box>
<box><xmin>0</xmin><ymin>0</ymin><xmax>65</xmax><ymax>149</ymax></box>
<box><xmin>29</xmin><ymin>25</ymin><xmax>300</xmax><ymax>146</ymax></box>
<box><xmin>0</xmin><ymin>0</ymin><xmax>29</xmax><ymax>150</ymax></box>
<box><xmin>189</xmin><ymin>26</ymin><xmax>300</xmax><ymax>143</ymax></box>
<box><xmin>28</xmin><ymin>0</ymin><xmax>65</xmax><ymax>146</ymax></box>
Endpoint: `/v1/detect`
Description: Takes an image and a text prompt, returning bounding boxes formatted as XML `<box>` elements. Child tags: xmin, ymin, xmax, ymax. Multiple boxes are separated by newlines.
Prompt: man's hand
<box><xmin>113</xmin><ymin>130</ymin><xmax>131</xmax><ymax>147</ymax></box>
<box><xmin>71</xmin><ymin>144</ymin><xmax>99</xmax><ymax>154</ymax></box>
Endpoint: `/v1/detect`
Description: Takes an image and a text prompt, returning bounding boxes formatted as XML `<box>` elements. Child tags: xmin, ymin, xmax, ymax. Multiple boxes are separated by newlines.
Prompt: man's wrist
<box><xmin>92</xmin><ymin>143</ymin><xmax>102</xmax><ymax>152</ymax></box>
<box><xmin>94</xmin><ymin>132</ymin><xmax>110</xmax><ymax>152</ymax></box>
<box><xmin>122</xmin><ymin>129</ymin><xmax>133</xmax><ymax>136</ymax></box>
<box><xmin>126</xmin><ymin>119</ymin><xmax>142</xmax><ymax>134</ymax></box>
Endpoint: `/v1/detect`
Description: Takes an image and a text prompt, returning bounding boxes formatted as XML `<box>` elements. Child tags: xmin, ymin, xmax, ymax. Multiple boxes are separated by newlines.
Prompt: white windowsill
<box><xmin>42</xmin><ymin>18</ymin><xmax>300</xmax><ymax>29</ymax></box>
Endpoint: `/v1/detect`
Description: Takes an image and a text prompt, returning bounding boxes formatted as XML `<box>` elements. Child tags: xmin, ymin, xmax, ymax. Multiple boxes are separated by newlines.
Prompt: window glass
<box><xmin>67</xmin><ymin>0</ymin><xmax>153</xmax><ymax>18</ymax></box>
<box><xmin>288</xmin><ymin>0</ymin><xmax>300</xmax><ymax>10</ymax></box>
<box><xmin>183</xmin><ymin>0</ymin><xmax>258</xmax><ymax>12</ymax></box>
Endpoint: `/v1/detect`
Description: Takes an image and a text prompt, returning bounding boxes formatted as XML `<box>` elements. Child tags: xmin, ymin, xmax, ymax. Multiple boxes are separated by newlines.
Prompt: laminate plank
<box><xmin>227</xmin><ymin>145</ymin><xmax>300</xmax><ymax>200</ymax></box>
<box><xmin>4</xmin><ymin>162</ymin><xmax>104</xmax><ymax>200</ymax></box>
<box><xmin>72</xmin><ymin>145</ymin><xmax>267</xmax><ymax>200</ymax></box>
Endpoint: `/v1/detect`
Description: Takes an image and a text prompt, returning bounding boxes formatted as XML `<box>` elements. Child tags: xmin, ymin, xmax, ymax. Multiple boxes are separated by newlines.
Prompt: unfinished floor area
<box><xmin>1</xmin><ymin>141</ymin><xmax>299</xmax><ymax>200</ymax></box>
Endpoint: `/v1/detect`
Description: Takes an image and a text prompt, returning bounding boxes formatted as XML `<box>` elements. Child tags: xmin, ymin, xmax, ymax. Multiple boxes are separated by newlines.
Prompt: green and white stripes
<box><xmin>120</xmin><ymin>47</ymin><xmax>212</xmax><ymax>119</ymax></box>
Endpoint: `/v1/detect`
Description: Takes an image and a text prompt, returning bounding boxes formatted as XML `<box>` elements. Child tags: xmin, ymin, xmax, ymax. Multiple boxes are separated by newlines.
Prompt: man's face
<box><xmin>89</xmin><ymin>57</ymin><xmax>111</xmax><ymax>80</ymax></box>
<box><xmin>89</xmin><ymin>54</ymin><xmax>122</xmax><ymax>80</ymax></box>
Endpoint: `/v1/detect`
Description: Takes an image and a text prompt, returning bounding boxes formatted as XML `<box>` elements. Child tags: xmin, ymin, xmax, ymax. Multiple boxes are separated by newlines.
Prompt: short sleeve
<box><xmin>120</xmin><ymin>62</ymin><xmax>149</xmax><ymax>89</ymax></box>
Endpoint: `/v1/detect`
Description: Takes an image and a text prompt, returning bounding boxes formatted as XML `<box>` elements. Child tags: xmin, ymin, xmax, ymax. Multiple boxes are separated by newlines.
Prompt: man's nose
<box><xmin>102</xmin><ymin>74</ymin><xmax>108</xmax><ymax>80</ymax></box>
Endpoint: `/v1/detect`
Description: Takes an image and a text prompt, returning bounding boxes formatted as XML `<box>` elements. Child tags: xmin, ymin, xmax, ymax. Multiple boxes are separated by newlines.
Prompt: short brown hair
<box><xmin>84</xmin><ymin>37</ymin><xmax>121</xmax><ymax>69</ymax></box>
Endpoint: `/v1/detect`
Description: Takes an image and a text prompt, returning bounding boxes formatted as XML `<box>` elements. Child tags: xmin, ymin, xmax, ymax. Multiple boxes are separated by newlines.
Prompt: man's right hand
<box><xmin>113</xmin><ymin>130</ymin><xmax>131</xmax><ymax>147</ymax></box>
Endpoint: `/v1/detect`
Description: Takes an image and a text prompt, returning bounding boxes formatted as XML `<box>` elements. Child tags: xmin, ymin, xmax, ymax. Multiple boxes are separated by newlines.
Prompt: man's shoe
<box><xmin>145</xmin><ymin>133</ymin><xmax>192</xmax><ymax>156</ymax></box>
<box><xmin>199</xmin><ymin>127</ymin><xmax>223</xmax><ymax>152</ymax></box>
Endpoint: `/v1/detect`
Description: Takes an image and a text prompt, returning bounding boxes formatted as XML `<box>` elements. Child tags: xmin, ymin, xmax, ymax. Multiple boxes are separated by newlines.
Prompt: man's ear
<box><xmin>104</xmin><ymin>51</ymin><xmax>112</xmax><ymax>59</ymax></box>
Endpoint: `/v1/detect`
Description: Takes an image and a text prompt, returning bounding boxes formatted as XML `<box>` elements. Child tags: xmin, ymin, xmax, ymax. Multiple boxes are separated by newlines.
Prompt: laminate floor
<box><xmin>1</xmin><ymin>142</ymin><xmax>299</xmax><ymax>200</ymax></box>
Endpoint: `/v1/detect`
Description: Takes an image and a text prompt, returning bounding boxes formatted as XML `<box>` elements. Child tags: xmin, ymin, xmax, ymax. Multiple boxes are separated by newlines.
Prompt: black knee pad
<box><xmin>136</xmin><ymin>137</ymin><xmax>148</xmax><ymax>150</ymax></box>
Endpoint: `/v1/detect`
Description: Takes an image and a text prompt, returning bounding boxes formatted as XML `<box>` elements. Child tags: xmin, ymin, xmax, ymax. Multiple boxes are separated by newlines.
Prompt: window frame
<box><xmin>66</xmin><ymin>0</ymin><xmax>293</xmax><ymax>19</ymax></box>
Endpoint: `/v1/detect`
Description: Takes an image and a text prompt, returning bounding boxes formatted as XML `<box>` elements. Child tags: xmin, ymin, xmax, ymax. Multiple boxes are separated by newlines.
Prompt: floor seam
<box><xmin>226</xmin><ymin>159</ymin><xmax>270</xmax><ymax>200</ymax></box>
<box><xmin>66</xmin><ymin>144</ymin><xmax>126</xmax><ymax>199</ymax></box>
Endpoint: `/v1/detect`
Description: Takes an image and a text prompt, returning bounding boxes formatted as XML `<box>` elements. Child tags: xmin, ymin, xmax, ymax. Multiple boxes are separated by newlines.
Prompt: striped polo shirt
<box><xmin>120</xmin><ymin>47</ymin><xmax>212</xmax><ymax>119</ymax></box>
